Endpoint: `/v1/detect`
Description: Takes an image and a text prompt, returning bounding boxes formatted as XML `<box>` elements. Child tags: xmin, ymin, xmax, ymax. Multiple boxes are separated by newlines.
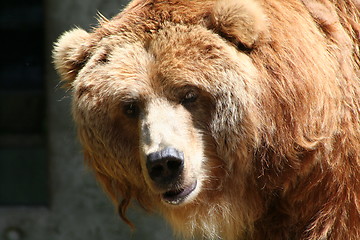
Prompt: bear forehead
<box><xmin>81</xmin><ymin>24</ymin><xmax>246</xmax><ymax>96</ymax></box>
<box><xmin>94</xmin><ymin>0</ymin><xmax>215</xmax><ymax>40</ymax></box>
<box><xmin>97</xmin><ymin>23</ymin><xmax>237</xmax><ymax>64</ymax></box>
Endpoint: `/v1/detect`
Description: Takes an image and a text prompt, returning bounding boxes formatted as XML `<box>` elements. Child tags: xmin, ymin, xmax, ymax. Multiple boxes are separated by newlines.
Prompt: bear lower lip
<box><xmin>162</xmin><ymin>181</ymin><xmax>197</xmax><ymax>205</ymax></box>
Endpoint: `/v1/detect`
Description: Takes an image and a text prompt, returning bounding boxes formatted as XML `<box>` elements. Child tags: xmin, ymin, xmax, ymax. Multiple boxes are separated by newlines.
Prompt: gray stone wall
<box><xmin>0</xmin><ymin>0</ymin><xmax>175</xmax><ymax>239</ymax></box>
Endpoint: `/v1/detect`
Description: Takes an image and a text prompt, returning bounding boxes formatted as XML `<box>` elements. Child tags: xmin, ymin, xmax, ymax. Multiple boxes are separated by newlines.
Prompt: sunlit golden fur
<box><xmin>53</xmin><ymin>0</ymin><xmax>360</xmax><ymax>239</ymax></box>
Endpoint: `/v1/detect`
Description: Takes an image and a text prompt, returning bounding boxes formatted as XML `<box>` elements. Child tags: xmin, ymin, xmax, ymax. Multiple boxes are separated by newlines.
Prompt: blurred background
<box><xmin>0</xmin><ymin>0</ymin><xmax>175</xmax><ymax>239</ymax></box>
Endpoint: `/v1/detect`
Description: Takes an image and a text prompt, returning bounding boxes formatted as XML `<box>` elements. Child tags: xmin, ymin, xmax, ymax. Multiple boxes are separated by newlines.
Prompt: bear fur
<box><xmin>53</xmin><ymin>0</ymin><xmax>360</xmax><ymax>239</ymax></box>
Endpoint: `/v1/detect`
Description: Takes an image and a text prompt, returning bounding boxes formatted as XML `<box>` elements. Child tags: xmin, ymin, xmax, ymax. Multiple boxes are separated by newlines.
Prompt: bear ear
<box><xmin>209</xmin><ymin>0</ymin><xmax>268</xmax><ymax>50</ymax></box>
<box><xmin>53</xmin><ymin>28</ymin><xmax>91</xmax><ymax>87</ymax></box>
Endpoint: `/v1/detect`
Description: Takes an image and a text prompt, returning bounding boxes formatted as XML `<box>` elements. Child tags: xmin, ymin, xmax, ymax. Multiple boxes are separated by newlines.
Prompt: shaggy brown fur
<box><xmin>53</xmin><ymin>0</ymin><xmax>360</xmax><ymax>239</ymax></box>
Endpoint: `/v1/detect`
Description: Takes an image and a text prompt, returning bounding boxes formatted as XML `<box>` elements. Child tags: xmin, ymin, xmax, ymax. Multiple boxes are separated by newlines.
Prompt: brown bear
<box><xmin>53</xmin><ymin>0</ymin><xmax>360</xmax><ymax>239</ymax></box>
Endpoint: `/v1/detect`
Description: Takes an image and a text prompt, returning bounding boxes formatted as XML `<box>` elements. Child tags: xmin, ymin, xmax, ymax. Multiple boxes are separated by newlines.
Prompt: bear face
<box><xmin>68</xmin><ymin>23</ymin><xmax>260</xmax><ymax>206</ymax></box>
<box><xmin>53</xmin><ymin>0</ymin><xmax>360</xmax><ymax>239</ymax></box>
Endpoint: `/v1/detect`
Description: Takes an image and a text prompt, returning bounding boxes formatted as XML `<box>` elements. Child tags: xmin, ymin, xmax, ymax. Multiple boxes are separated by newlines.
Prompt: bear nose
<box><xmin>146</xmin><ymin>147</ymin><xmax>184</xmax><ymax>187</ymax></box>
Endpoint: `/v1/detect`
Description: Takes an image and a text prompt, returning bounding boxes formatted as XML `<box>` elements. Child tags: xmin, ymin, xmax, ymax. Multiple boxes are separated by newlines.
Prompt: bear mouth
<box><xmin>161</xmin><ymin>180</ymin><xmax>197</xmax><ymax>205</ymax></box>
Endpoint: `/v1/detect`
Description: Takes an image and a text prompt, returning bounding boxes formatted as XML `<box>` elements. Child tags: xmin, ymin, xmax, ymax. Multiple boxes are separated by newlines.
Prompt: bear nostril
<box><xmin>167</xmin><ymin>159</ymin><xmax>182</xmax><ymax>171</ymax></box>
<box><xmin>150</xmin><ymin>165</ymin><xmax>164</xmax><ymax>178</ymax></box>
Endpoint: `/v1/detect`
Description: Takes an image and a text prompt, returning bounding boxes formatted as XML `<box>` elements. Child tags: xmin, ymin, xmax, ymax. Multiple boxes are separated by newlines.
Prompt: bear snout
<box><xmin>146</xmin><ymin>147</ymin><xmax>184</xmax><ymax>189</ymax></box>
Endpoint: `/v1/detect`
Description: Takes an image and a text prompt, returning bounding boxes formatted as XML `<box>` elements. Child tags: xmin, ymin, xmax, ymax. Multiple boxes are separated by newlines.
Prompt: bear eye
<box><xmin>99</xmin><ymin>53</ymin><xmax>109</xmax><ymax>63</ymax></box>
<box><xmin>181</xmin><ymin>89</ymin><xmax>199</xmax><ymax>105</ymax></box>
<box><xmin>123</xmin><ymin>102</ymin><xmax>140</xmax><ymax>118</ymax></box>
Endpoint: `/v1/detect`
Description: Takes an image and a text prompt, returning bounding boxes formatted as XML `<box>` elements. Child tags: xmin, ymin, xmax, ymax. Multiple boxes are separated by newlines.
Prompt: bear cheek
<box><xmin>72</xmin><ymin>91</ymin><xmax>142</xmax><ymax>180</ymax></box>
